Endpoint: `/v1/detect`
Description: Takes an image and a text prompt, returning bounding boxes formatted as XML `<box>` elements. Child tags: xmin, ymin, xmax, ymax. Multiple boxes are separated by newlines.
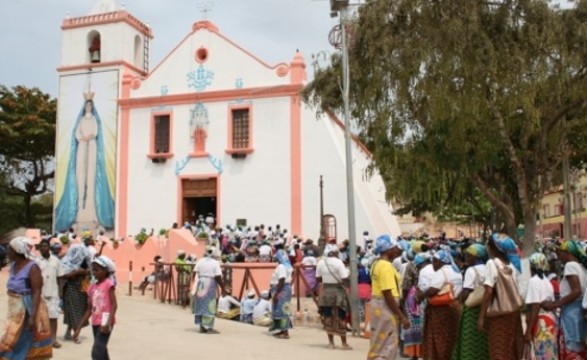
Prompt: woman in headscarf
<box><xmin>524</xmin><ymin>252</ymin><xmax>558</xmax><ymax>360</ymax></box>
<box><xmin>451</xmin><ymin>243</ymin><xmax>489</xmax><ymax>360</ymax></box>
<box><xmin>193</xmin><ymin>246</ymin><xmax>225</xmax><ymax>334</ymax></box>
<box><xmin>477</xmin><ymin>233</ymin><xmax>523</xmax><ymax>360</ymax></box>
<box><xmin>416</xmin><ymin>249</ymin><xmax>462</xmax><ymax>360</ymax></box>
<box><xmin>399</xmin><ymin>248</ymin><xmax>424</xmax><ymax>360</ymax></box>
<box><xmin>316</xmin><ymin>244</ymin><xmax>351</xmax><ymax>350</ymax></box>
<box><xmin>60</xmin><ymin>244</ymin><xmax>91</xmax><ymax>343</ymax></box>
<box><xmin>301</xmin><ymin>248</ymin><xmax>318</xmax><ymax>297</ymax></box>
<box><xmin>542</xmin><ymin>240</ymin><xmax>587</xmax><ymax>359</ymax></box>
<box><xmin>268</xmin><ymin>249</ymin><xmax>293</xmax><ymax>339</ymax></box>
<box><xmin>367</xmin><ymin>235</ymin><xmax>410</xmax><ymax>360</ymax></box>
<box><xmin>0</xmin><ymin>237</ymin><xmax>52</xmax><ymax>359</ymax></box>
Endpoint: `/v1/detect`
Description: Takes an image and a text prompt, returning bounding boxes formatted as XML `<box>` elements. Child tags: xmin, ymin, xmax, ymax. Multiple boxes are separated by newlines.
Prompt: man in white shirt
<box><xmin>217</xmin><ymin>289</ymin><xmax>241</xmax><ymax>320</ymax></box>
<box><xmin>36</xmin><ymin>239</ymin><xmax>65</xmax><ymax>348</ymax></box>
<box><xmin>253</xmin><ymin>290</ymin><xmax>272</xmax><ymax>327</ymax></box>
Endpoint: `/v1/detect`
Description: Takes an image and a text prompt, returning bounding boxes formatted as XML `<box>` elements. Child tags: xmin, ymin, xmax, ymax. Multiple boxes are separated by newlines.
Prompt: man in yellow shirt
<box><xmin>368</xmin><ymin>235</ymin><xmax>410</xmax><ymax>360</ymax></box>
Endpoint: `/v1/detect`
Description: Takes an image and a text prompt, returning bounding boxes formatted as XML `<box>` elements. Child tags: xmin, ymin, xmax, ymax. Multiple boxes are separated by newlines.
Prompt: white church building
<box><xmin>53</xmin><ymin>1</ymin><xmax>401</xmax><ymax>242</ymax></box>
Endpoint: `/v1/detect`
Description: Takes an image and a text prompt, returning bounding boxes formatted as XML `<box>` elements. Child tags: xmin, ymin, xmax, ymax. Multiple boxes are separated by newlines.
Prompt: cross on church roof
<box><xmin>196</xmin><ymin>1</ymin><xmax>214</xmax><ymax>20</ymax></box>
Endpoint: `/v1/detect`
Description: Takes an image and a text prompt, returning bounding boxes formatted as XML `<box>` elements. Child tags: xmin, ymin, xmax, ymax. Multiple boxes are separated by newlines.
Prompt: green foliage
<box><xmin>59</xmin><ymin>234</ymin><xmax>69</xmax><ymax>245</ymax></box>
<box><xmin>159</xmin><ymin>228</ymin><xmax>168</xmax><ymax>236</ymax></box>
<box><xmin>135</xmin><ymin>229</ymin><xmax>149</xmax><ymax>245</ymax></box>
<box><xmin>0</xmin><ymin>85</ymin><xmax>56</xmax><ymax>228</ymax></box>
<box><xmin>196</xmin><ymin>231</ymin><xmax>209</xmax><ymax>239</ymax></box>
<box><xmin>304</xmin><ymin>0</ymin><xmax>587</xmax><ymax>250</ymax></box>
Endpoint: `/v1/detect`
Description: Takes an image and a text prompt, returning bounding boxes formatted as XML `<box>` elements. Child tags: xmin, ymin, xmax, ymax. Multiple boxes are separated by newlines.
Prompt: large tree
<box><xmin>304</xmin><ymin>0</ymin><xmax>587</xmax><ymax>253</ymax></box>
<box><xmin>0</xmin><ymin>85</ymin><xmax>56</xmax><ymax>227</ymax></box>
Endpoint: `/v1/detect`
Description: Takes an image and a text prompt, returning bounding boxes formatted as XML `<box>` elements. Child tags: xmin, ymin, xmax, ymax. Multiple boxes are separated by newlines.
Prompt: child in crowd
<box><xmin>74</xmin><ymin>256</ymin><xmax>117</xmax><ymax>360</ymax></box>
<box><xmin>240</xmin><ymin>290</ymin><xmax>257</xmax><ymax>324</ymax></box>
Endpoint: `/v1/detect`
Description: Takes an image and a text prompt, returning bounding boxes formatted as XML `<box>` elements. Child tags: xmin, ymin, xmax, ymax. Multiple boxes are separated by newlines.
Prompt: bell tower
<box><xmin>53</xmin><ymin>1</ymin><xmax>153</xmax><ymax>236</ymax></box>
<box><xmin>58</xmin><ymin>0</ymin><xmax>153</xmax><ymax>74</ymax></box>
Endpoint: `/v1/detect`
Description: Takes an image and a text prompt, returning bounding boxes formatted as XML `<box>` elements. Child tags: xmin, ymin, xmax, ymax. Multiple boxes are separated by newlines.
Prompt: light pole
<box><xmin>329</xmin><ymin>0</ymin><xmax>360</xmax><ymax>336</ymax></box>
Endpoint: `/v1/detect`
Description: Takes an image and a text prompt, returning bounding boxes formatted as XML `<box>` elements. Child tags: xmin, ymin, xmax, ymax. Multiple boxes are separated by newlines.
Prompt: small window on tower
<box><xmin>88</xmin><ymin>31</ymin><xmax>101</xmax><ymax>63</ymax></box>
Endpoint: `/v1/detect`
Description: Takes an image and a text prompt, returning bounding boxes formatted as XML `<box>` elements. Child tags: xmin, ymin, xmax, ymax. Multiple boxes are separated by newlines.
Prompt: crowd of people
<box><xmin>361</xmin><ymin>233</ymin><xmax>587</xmax><ymax>360</ymax></box>
<box><xmin>2</xmin><ymin>223</ymin><xmax>587</xmax><ymax>360</ymax></box>
<box><xmin>0</xmin><ymin>233</ymin><xmax>117</xmax><ymax>360</ymax></box>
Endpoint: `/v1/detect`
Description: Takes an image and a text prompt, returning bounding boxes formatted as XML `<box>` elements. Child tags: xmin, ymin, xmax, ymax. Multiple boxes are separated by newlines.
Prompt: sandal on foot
<box><xmin>63</xmin><ymin>333</ymin><xmax>73</xmax><ymax>341</ymax></box>
<box><xmin>52</xmin><ymin>342</ymin><xmax>62</xmax><ymax>349</ymax></box>
<box><xmin>327</xmin><ymin>344</ymin><xmax>335</xmax><ymax>350</ymax></box>
<box><xmin>340</xmin><ymin>344</ymin><xmax>353</xmax><ymax>351</ymax></box>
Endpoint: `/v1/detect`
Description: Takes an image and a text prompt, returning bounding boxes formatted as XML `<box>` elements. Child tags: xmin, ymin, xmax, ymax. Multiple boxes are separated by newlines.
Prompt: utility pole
<box><xmin>328</xmin><ymin>0</ymin><xmax>360</xmax><ymax>336</ymax></box>
<box><xmin>562</xmin><ymin>116</ymin><xmax>573</xmax><ymax>240</ymax></box>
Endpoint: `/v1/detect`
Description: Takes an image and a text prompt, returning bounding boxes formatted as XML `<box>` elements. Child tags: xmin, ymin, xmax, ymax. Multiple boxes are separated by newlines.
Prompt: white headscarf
<box><xmin>61</xmin><ymin>244</ymin><xmax>90</xmax><ymax>274</ymax></box>
<box><xmin>93</xmin><ymin>255</ymin><xmax>116</xmax><ymax>273</ymax></box>
<box><xmin>9</xmin><ymin>237</ymin><xmax>32</xmax><ymax>259</ymax></box>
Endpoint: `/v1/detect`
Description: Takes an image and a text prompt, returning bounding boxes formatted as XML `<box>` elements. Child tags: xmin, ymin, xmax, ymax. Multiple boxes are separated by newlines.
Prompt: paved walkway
<box><xmin>5</xmin><ymin>292</ymin><xmax>373</xmax><ymax>359</ymax></box>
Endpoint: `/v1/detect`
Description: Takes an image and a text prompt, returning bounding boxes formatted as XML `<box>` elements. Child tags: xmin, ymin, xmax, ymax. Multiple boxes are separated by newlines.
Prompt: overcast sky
<box><xmin>0</xmin><ymin>0</ymin><xmax>341</xmax><ymax>97</ymax></box>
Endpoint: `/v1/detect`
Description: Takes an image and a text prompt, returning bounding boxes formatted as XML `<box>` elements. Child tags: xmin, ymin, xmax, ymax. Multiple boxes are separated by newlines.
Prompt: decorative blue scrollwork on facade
<box><xmin>187</xmin><ymin>65</ymin><xmax>214</xmax><ymax>91</ymax></box>
<box><xmin>175</xmin><ymin>156</ymin><xmax>190</xmax><ymax>176</ymax></box>
<box><xmin>208</xmin><ymin>154</ymin><xmax>223</xmax><ymax>174</ymax></box>
<box><xmin>160</xmin><ymin>85</ymin><xmax>169</xmax><ymax>96</ymax></box>
<box><xmin>235</xmin><ymin>78</ymin><xmax>244</xmax><ymax>89</ymax></box>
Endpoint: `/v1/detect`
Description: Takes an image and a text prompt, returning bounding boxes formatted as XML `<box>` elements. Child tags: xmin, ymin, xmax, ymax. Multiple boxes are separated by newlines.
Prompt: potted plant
<box><xmin>59</xmin><ymin>234</ymin><xmax>69</xmax><ymax>245</ymax></box>
<box><xmin>196</xmin><ymin>231</ymin><xmax>209</xmax><ymax>241</ymax></box>
<box><xmin>135</xmin><ymin>228</ymin><xmax>149</xmax><ymax>246</ymax></box>
<box><xmin>159</xmin><ymin>228</ymin><xmax>168</xmax><ymax>238</ymax></box>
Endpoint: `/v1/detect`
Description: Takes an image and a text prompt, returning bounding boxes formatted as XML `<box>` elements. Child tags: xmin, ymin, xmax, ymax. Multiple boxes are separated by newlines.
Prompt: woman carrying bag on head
<box><xmin>415</xmin><ymin>249</ymin><xmax>462</xmax><ymax>360</ymax></box>
<box><xmin>477</xmin><ymin>233</ymin><xmax>524</xmax><ymax>360</ymax></box>
<box><xmin>451</xmin><ymin>243</ymin><xmax>489</xmax><ymax>360</ymax></box>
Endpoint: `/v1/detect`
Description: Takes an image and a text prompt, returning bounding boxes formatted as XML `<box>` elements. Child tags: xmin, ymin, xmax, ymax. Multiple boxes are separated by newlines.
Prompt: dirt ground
<box><xmin>0</xmin><ymin>287</ymin><xmax>375</xmax><ymax>359</ymax></box>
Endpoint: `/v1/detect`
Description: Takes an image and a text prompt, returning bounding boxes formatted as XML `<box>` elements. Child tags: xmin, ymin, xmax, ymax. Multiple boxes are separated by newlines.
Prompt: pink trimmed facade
<box><xmin>54</xmin><ymin>4</ymin><xmax>401</xmax><ymax>244</ymax></box>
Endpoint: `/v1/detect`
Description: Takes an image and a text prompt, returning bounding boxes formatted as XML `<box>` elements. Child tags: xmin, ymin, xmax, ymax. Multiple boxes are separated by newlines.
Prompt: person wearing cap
<box><xmin>252</xmin><ymin>290</ymin><xmax>272</xmax><ymax>327</ymax></box>
<box><xmin>367</xmin><ymin>234</ymin><xmax>410</xmax><ymax>360</ymax></box>
<box><xmin>174</xmin><ymin>250</ymin><xmax>191</xmax><ymax>307</ymax></box>
<box><xmin>74</xmin><ymin>255</ymin><xmax>117</xmax><ymax>360</ymax></box>
<box><xmin>193</xmin><ymin>246</ymin><xmax>226</xmax><ymax>334</ymax></box>
<box><xmin>50</xmin><ymin>242</ymin><xmax>64</xmax><ymax>259</ymax></box>
<box><xmin>0</xmin><ymin>237</ymin><xmax>53</xmax><ymax>359</ymax></box>
<box><xmin>316</xmin><ymin>243</ymin><xmax>352</xmax><ymax>350</ymax></box>
<box><xmin>36</xmin><ymin>239</ymin><xmax>65</xmax><ymax>349</ymax></box>
<box><xmin>240</xmin><ymin>290</ymin><xmax>257</xmax><ymax>324</ymax></box>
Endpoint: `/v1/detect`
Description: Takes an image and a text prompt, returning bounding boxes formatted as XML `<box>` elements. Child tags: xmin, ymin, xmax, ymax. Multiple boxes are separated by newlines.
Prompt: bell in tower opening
<box><xmin>89</xmin><ymin>34</ymin><xmax>101</xmax><ymax>63</ymax></box>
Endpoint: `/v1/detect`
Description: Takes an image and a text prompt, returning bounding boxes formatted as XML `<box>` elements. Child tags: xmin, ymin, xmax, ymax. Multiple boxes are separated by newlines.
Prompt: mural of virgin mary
<box><xmin>55</xmin><ymin>91</ymin><xmax>114</xmax><ymax>230</ymax></box>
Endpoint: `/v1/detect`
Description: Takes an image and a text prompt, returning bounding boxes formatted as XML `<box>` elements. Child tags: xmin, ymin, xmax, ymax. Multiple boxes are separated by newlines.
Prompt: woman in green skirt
<box><xmin>452</xmin><ymin>243</ymin><xmax>489</xmax><ymax>360</ymax></box>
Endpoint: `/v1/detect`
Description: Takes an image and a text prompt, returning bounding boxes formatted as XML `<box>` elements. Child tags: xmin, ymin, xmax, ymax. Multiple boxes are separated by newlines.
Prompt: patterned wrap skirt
<box><xmin>368</xmin><ymin>297</ymin><xmax>400</xmax><ymax>360</ymax></box>
<box><xmin>422</xmin><ymin>301</ymin><xmax>461</xmax><ymax>360</ymax></box>
<box><xmin>0</xmin><ymin>293</ymin><xmax>53</xmax><ymax>360</ymax></box>
<box><xmin>318</xmin><ymin>284</ymin><xmax>349</xmax><ymax>336</ymax></box>
<box><xmin>62</xmin><ymin>277</ymin><xmax>88</xmax><ymax>329</ymax></box>
<box><xmin>193</xmin><ymin>277</ymin><xmax>218</xmax><ymax>330</ymax></box>
<box><xmin>451</xmin><ymin>305</ymin><xmax>488</xmax><ymax>360</ymax></box>
<box><xmin>531</xmin><ymin>309</ymin><xmax>558</xmax><ymax>360</ymax></box>
<box><xmin>558</xmin><ymin>300</ymin><xmax>587</xmax><ymax>360</ymax></box>
<box><xmin>486</xmin><ymin>310</ymin><xmax>524</xmax><ymax>360</ymax></box>
<box><xmin>269</xmin><ymin>283</ymin><xmax>293</xmax><ymax>334</ymax></box>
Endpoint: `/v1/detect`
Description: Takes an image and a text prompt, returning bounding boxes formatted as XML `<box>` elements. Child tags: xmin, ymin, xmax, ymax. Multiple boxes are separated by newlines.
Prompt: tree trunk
<box><xmin>521</xmin><ymin>205</ymin><xmax>537</xmax><ymax>257</ymax></box>
<box><xmin>23</xmin><ymin>195</ymin><xmax>33</xmax><ymax>227</ymax></box>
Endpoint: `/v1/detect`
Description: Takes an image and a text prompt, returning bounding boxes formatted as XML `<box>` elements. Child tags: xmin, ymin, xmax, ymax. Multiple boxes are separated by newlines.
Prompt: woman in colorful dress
<box><xmin>542</xmin><ymin>240</ymin><xmax>587</xmax><ymax>359</ymax></box>
<box><xmin>316</xmin><ymin>246</ymin><xmax>352</xmax><ymax>349</ymax></box>
<box><xmin>416</xmin><ymin>249</ymin><xmax>462</xmax><ymax>360</ymax></box>
<box><xmin>524</xmin><ymin>252</ymin><xmax>558</xmax><ymax>359</ymax></box>
<box><xmin>477</xmin><ymin>233</ymin><xmax>523</xmax><ymax>360</ymax></box>
<box><xmin>451</xmin><ymin>243</ymin><xmax>488</xmax><ymax>360</ymax></box>
<box><xmin>400</xmin><ymin>249</ymin><xmax>424</xmax><ymax>360</ymax></box>
<box><xmin>0</xmin><ymin>237</ymin><xmax>52</xmax><ymax>359</ymax></box>
<box><xmin>269</xmin><ymin>249</ymin><xmax>293</xmax><ymax>339</ymax></box>
<box><xmin>193</xmin><ymin>246</ymin><xmax>225</xmax><ymax>334</ymax></box>
<box><xmin>367</xmin><ymin>235</ymin><xmax>410</xmax><ymax>360</ymax></box>
<box><xmin>61</xmin><ymin>244</ymin><xmax>91</xmax><ymax>343</ymax></box>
